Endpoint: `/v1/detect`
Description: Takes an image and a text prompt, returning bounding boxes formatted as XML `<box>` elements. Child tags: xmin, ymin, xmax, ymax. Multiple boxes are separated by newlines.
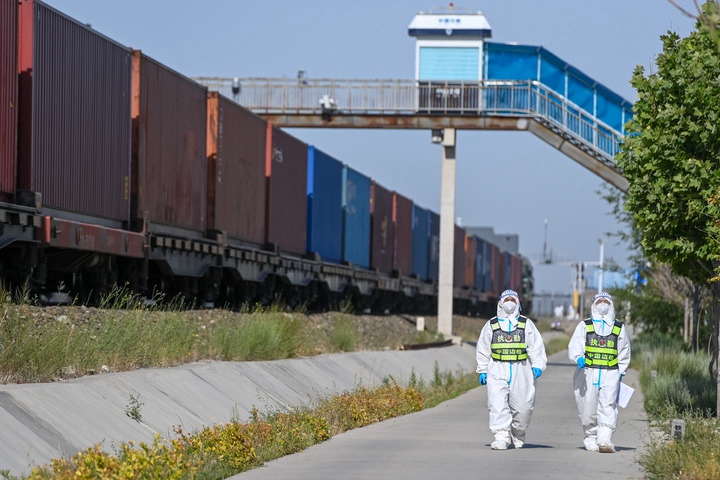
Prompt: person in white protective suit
<box><xmin>568</xmin><ymin>291</ymin><xmax>631</xmax><ymax>453</ymax></box>
<box><xmin>476</xmin><ymin>289</ymin><xmax>548</xmax><ymax>450</ymax></box>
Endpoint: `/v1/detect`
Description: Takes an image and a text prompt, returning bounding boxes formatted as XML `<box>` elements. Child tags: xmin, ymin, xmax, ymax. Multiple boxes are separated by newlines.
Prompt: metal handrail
<box><xmin>193</xmin><ymin>77</ymin><xmax>622</xmax><ymax>161</ymax></box>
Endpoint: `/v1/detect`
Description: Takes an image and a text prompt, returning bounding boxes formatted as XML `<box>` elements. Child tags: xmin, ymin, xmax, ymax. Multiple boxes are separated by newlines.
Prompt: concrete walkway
<box><xmin>231</xmin><ymin>350</ymin><xmax>649</xmax><ymax>480</ymax></box>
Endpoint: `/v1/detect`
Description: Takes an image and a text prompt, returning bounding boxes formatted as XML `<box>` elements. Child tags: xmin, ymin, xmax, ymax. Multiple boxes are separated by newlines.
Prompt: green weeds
<box><xmin>635</xmin><ymin>333</ymin><xmax>715</xmax><ymax>418</ymax></box>
<box><xmin>632</xmin><ymin>332</ymin><xmax>719</xmax><ymax>479</ymax></box>
<box><xmin>125</xmin><ymin>394</ymin><xmax>144</xmax><ymax>422</ymax></box>
<box><xmin>327</xmin><ymin>314</ymin><xmax>358</xmax><ymax>352</ymax></box>
<box><xmin>640</xmin><ymin>416</ymin><xmax>720</xmax><ymax>480</ymax></box>
<box><xmin>22</xmin><ymin>374</ymin><xmax>466</xmax><ymax>479</ymax></box>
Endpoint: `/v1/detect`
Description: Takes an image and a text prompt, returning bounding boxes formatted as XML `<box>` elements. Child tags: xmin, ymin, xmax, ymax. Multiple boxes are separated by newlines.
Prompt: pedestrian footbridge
<box><xmin>195</xmin><ymin>74</ymin><xmax>630</xmax><ymax>192</ymax></box>
<box><xmin>195</xmin><ymin>8</ymin><xmax>633</xmax><ymax>192</ymax></box>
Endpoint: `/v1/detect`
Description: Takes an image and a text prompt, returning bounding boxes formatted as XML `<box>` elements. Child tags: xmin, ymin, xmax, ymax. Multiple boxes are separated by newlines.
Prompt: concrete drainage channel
<box><xmin>0</xmin><ymin>343</ymin><xmax>477</xmax><ymax>476</ymax></box>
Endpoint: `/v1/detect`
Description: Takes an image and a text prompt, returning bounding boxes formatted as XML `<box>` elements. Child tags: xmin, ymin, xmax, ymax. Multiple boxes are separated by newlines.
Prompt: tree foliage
<box><xmin>617</xmin><ymin>2</ymin><xmax>720</xmax><ymax>283</ymax></box>
<box><xmin>613</xmin><ymin>285</ymin><xmax>684</xmax><ymax>335</ymax></box>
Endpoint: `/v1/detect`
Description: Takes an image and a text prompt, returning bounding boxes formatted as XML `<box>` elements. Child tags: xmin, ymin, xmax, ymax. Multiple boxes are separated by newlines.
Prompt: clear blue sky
<box><xmin>44</xmin><ymin>0</ymin><xmax>698</xmax><ymax>294</ymax></box>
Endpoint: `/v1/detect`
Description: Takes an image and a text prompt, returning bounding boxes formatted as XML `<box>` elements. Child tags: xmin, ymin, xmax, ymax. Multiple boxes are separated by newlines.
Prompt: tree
<box><xmin>669</xmin><ymin>0</ymin><xmax>720</xmax><ymax>47</ymax></box>
<box><xmin>613</xmin><ymin>262</ymin><xmax>711</xmax><ymax>348</ymax></box>
<box><xmin>613</xmin><ymin>283</ymin><xmax>684</xmax><ymax>336</ymax></box>
<box><xmin>600</xmin><ymin>182</ymin><xmax>709</xmax><ymax>352</ymax></box>
<box><xmin>649</xmin><ymin>263</ymin><xmax>711</xmax><ymax>349</ymax></box>
<box><xmin>617</xmin><ymin>1</ymin><xmax>720</xmax><ymax>414</ymax></box>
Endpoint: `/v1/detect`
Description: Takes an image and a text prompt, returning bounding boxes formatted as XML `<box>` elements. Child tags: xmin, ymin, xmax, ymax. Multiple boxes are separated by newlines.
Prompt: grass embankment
<box><xmin>631</xmin><ymin>332</ymin><xmax>719</xmax><ymax>479</ymax></box>
<box><xmin>0</xmin><ymin>296</ymin><xmax>442</xmax><ymax>384</ymax></box>
<box><xmin>0</xmin><ymin>285</ymin><xmax>570</xmax><ymax>479</ymax></box>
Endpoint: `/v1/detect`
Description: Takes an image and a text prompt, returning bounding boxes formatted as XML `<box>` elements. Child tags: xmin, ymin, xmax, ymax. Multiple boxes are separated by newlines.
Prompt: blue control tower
<box><xmin>408</xmin><ymin>5</ymin><xmax>491</xmax><ymax>81</ymax></box>
<box><xmin>408</xmin><ymin>5</ymin><xmax>492</xmax><ymax>111</ymax></box>
<box><xmin>408</xmin><ymin>4</ymin><xmax>632</xmax><ymax>138</ymax></box>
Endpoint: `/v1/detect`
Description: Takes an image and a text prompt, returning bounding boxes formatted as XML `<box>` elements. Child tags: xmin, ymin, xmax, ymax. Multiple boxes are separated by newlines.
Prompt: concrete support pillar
<box><xmin>437</xmin><ymin>128</ymin><xmax>456</xmax><ymax>337</ymax></box>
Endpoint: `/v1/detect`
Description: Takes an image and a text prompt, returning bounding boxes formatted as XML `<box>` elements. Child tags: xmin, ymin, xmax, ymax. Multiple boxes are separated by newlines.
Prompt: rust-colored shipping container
<box><xmin>490</xmin><ymin>243</ymin><xmax>504</xmax><ymax>295</ymax></box>
<box><xmin>511</xmin><ymin>253</ymin><xmax>522</xmax><ymax>294</ymax></box>
<box><xmin>17</xmin><ymin>0</ymin><xmax>132</xmax><ymax>223</ymax></box>
<box><xmin>453</xmin><ymin>225</ymin><xmax>466</xmax><ymax>288</ymax></box>
<box><xmin>265</xmin><ymin>124</ymin><xmax>307</xmax><ymax>255</ymax></box>
<box><xmin>392</xmin><ymin>192</ymin><xmax>413</xmax><ymax>276</ymax></box>
<box><xmin>370</xmin><ymin>181</ymin><xmax>395</xmax><ymax>274</ymax></box>
<box><xmin>464</xmin><ymin>234</ymin><xmax>476</xmax><ymax>288</ymax></box>
<box><xmin>131</xmin><ymin>50</ymin><xmax>207</xmax><ymax>234</ymax></box>
<box><xmin>206</xmin><ymin>92</ymin><xmax>266</xmax><ymax>245</ymax></box>
<box><xmin>0</xmin><ymin>0</ymin><xmax>17</xmax><ymax>200</ymax></box>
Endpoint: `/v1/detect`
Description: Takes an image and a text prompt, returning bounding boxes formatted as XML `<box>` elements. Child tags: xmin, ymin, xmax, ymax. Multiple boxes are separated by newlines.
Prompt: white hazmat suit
<box><xmin>476</xmin><ymin>290</ymin><xmax>547</xmax><ymax>450</ymax></box>
<box><xmin>568</xmin><ymin>292</ymin><xmax>631</xmax><ymax>453</ymax></box>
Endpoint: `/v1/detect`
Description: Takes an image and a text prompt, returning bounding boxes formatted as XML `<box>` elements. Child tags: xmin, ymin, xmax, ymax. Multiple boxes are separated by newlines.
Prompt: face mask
<box><xmin>596</xmin><ymin>303</ymin><xmax>610</xmax><ymax>315</ymax></box>
<box><xmin>502</xmin><ymin>300</ymin><xmax>517</xmax><ymax>314</ymax></box>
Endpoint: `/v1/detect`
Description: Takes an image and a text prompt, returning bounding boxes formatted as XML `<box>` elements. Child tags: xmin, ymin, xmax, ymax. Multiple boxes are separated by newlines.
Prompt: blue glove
<box><xmin>620</xmin><ymin>374</ymin><xmax>624</xmax><ymax>381</ymax></box>
<box><xmin>532</xmin><ymin>367</ymin><xmax>542</xmax><ymax>379</ymax></box>
<box><xmin>479</xmin><ymin>373</ymin><xmax>487</xmax><ymax>385</ymax></box>
<box><xmin>577</xmin><ymin>357</ymin><xmax>586</xmax><ymax>369</ymax></box>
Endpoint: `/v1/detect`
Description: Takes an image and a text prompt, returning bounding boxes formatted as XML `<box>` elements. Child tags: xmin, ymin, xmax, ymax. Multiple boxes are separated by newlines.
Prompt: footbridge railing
<box><xmin>194</xmin><ymin>77</ymin><xmax>627</xmax><ymax>191</ymax></box>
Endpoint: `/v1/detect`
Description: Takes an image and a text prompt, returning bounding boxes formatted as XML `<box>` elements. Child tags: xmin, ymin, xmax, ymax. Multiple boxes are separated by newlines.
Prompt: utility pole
<box><xmin>575</xmin><ymin>239</ymin><xmax>606</xmax><ymax>319</ymax></box>
<box><xmin>597</xmin><ymin>238</ymin><xmax>605</xmax><ymax>293</ymax></box>
<box><xmin>577</xmin><ymin>263</ymin><xmax>585</xmax><ymax>320</ymax></box>
<box><xmin>543</xmin><ymin>218</ymin><xmax>551</xmax><ymax>264</ymax></box>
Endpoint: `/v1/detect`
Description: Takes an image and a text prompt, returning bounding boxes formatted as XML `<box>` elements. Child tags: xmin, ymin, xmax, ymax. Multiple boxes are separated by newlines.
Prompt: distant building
<box><xmin>466</xmin><ymin>226</ymin><xmax>519</xmax><ymax>254</ymax></box>
<box><xmin>587</xmin><ymin>268</ymin><xmax>632</xmax><ymax>290</ymax></box>
<box><xmin>532</xmin><ymin>292</ymin><xmax>573</xmax><ymax>318</ymax></box>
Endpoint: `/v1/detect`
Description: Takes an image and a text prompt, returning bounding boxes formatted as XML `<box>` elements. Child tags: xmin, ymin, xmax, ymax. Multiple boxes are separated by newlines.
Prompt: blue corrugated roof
<box><xmin>485</xmin><ymin>42</ymin><xmax>634</xmax><ymax>133</ymax></box>
<box><xmin>485</xmin><ymin>42</ymin><xmax>633</xmax><ymax>108</ymax></box>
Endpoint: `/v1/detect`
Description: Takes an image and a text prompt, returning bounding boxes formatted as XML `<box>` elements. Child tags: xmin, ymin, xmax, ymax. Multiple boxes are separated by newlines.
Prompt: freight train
<box><xmin>0</xmin><ymin>0</ymin><xmax>533</xmax><ymax>315</ymax></box>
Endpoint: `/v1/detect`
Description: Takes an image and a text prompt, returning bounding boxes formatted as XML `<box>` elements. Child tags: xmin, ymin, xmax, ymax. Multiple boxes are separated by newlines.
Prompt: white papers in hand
<box><xmin>617</xmin><ymin>382</ymin><xmax>634</xmax><ymax>408</ymax></box>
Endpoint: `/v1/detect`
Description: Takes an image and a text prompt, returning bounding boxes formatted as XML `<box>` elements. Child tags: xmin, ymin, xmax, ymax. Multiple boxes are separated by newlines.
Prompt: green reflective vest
<box><xmin>490</xmin><ymin>316</ymin><xmax>528</xmax><ymax>361</ymax></box>
<box><xmin>583</xmin><ymin>318</ymin><xmax>623</xmax><ymax>369</ymax></box>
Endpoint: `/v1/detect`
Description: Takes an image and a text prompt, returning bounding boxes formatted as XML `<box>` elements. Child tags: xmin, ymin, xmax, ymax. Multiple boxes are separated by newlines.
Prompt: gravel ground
<box><xmin>306</xmin><ymin>312</ymin><xmax>488</xmax><ymax>350</ymax></box>
<box><xmin>15</xmin><ymin>305</ymin><xmax>550</xmax><ymax>350</ymax></box>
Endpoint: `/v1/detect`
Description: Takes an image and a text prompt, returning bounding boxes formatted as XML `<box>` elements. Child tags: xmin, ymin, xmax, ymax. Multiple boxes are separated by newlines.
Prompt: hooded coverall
<box><xmin>568</xmin><ymin>293</ymin><xmax>631</xmax><ymax>452</ymax></box>
<box><xmin>476</xmin><ymin>292</ymin><xmax>547</xmax><ymax>449</ymax></box>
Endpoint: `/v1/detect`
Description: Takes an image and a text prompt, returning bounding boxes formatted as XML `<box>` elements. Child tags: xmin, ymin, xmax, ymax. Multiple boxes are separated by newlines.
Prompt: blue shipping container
<box><xmin>428</xmin><ymin>210</ymin><xmax>440</xmax><ymax>282</ymax></box>
<box><xmin>411</xmin><ymin>204</ymin><xmax>430</xmax><ymax>279</ymax></box>
<box><xmin>307</xmin><ymin>146</ymin><xmax>343</xmax><ymax>263</ymax></box>
<box><xmin>342</xmin><ymin>166</ymin><xmax>371</xmax><ymax>268</ymax></box>
<box><xmin>454</xmin><ymin>225</ymin><xmax>466</xmax><ymax>288</ymax></box>
<box><xmin>483</xmin><ymin>242</ymin><xmax>493</xmax><ymax>294</ymax></box>
<box><xmin>504</xmin><ymin>251</ymin><xmax>512</xmax><ymax>291</ymax></box>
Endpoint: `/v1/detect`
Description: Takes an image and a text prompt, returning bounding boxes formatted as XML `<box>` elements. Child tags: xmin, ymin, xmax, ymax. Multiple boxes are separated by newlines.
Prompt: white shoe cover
<box><xmin>491</xmin><ymin>440</ymin><xmax>509</xmax><ymax>450</ymax></box>
<box><xmin>583</xmin><ymin>437</ymin><xmax>599</xmax><ymax>452</ymax></box>
<box><xmin>598</xmin><ymin>442</ymin><xmax>615</xmax><ymax>453</ymax></box>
